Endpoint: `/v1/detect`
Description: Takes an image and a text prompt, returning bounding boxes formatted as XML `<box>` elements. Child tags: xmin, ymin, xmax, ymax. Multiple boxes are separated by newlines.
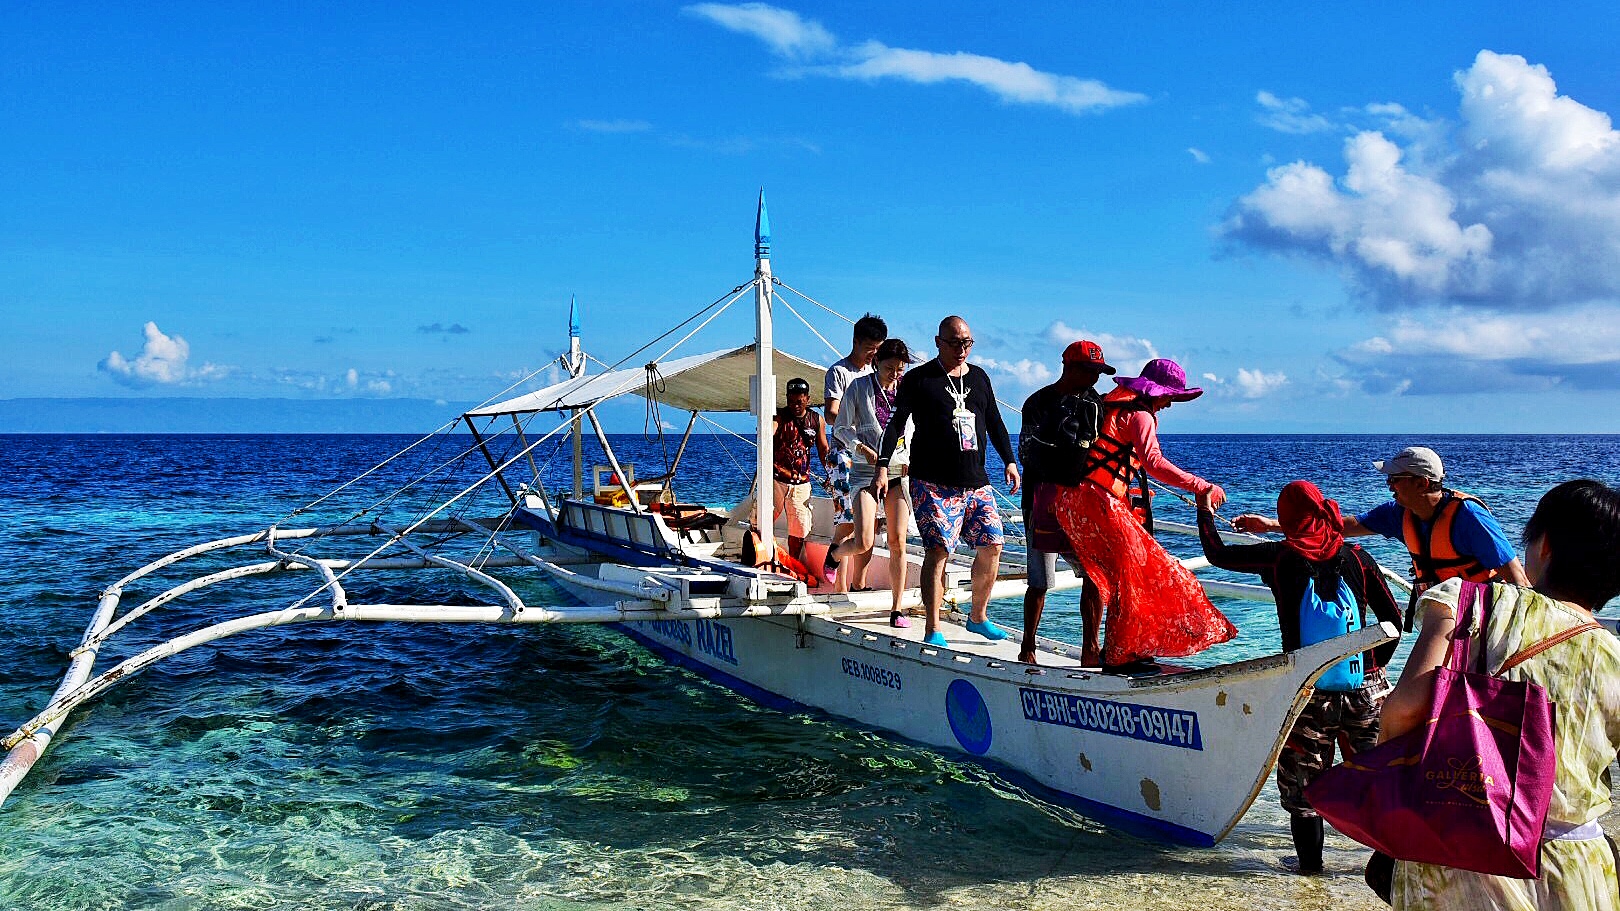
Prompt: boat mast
<box><xmin>568</xmin><ymin>294</ymin><xmax>585</xmax><ymax>500</ymax></box>
<box><xmin>753</xmin><ymin>191</ymin><xmax>776</xmax><ymax>558</ymax></box>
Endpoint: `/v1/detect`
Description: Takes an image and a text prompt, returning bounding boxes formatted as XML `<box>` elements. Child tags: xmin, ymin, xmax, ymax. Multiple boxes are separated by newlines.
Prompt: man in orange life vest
<box><xmin>1236</xmin><ymin>446</ymin><xmax>1528</xmax><ymax>627</ymax></box>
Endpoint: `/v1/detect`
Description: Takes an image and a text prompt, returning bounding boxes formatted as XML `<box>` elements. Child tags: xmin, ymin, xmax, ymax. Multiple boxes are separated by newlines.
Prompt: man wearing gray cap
<box><xmin>1237</xmin><ymin>446</ymin><xmax>1527</xmax><ymax>627</ymax></box>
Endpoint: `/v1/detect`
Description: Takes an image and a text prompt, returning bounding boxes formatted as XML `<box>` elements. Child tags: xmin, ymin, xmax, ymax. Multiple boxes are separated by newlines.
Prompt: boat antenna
<box><xmin>567</xmin><ymin>294</ymin><xmax>585</xmax><ymax>378</ymax></box>
<box><xmin>568</xmin><ymin>294</ymin><xmax>586</xmax><ymax>498</ymax></box>
<box><xmin>753</xmin><ymin>189</ymin><xmax>777</xmax><ymax>559</ymax></box>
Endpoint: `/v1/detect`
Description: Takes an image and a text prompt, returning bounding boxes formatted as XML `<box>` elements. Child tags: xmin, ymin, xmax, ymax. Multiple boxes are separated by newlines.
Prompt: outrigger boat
<box><xmin>3</xmin><ymin>194</ymin><xmax>1402</xmax><ymax>847</ymax></box>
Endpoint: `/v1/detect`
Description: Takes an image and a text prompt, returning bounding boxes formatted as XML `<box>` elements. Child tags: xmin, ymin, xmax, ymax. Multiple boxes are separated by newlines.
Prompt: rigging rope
<box><xmin>1144</xmin><ymin>477</ymin><xmax>1245</xmax><ymax>533</ymax></box>
<box><xmin>773</xmin><ymin>288</ymin><xmax>842</xmax><ymax>359</ymax></box>
<box><xmin>281</xmin><ymin>406</ymin><xmax>594</xmax><ymax>613</ymax></box>
<box><xmin>697</xmin><ymin>413</ymin><xmax>758</xmax><ymax>483</ymax></box>
<box><xmin>643</xmin><ymin>362</ymin><xmax>672</xmax><ymax>474</ymax></box>
<box><xmin>287</xmin><ymin>278</ymin><xmax>755</xmax><ymax>556</ymax></box>
<box><xmin>772</xmin><ymin>277</ymin><xmax>854</xmax><ymax>325</ymax></box>
<box><xmin>648</xmin><ymin>282</ymin><xmax>753</xmax><ymax>367</ymax></box>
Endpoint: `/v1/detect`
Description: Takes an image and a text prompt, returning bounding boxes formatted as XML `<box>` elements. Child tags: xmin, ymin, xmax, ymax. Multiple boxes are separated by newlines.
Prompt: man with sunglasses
<box><xmin>874</xmin><ymin>316</ymin><xmax>1019</xmax><ymax>648</ymax></box>
<box><xmin>1236</xmin><ymin>445</ymin><xmax>1528</xmax><ymax>627</ymax></box>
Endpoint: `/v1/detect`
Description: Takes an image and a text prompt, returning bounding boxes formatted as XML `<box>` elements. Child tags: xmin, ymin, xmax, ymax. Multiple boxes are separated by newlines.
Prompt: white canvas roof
<box><xmin>466</xmin><ymin>345</ymin><xmax>828</xmax><ymax>416</ymax></box>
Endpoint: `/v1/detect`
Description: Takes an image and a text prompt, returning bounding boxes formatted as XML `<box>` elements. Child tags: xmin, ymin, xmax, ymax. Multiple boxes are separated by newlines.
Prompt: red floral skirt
<box><xmin>1055</xmin><ymin>483</ymin><xmax>1236</xmax><ymax>665</ymax></box>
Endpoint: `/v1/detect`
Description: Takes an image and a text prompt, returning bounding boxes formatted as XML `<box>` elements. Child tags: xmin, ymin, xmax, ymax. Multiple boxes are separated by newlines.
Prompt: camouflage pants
<box><xmin>1277</xmin><ymin>667</ymin><xmax>1391</xmax><ymax>817</ymax></box>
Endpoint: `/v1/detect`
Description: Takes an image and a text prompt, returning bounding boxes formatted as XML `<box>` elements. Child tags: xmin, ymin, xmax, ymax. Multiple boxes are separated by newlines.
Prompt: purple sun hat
<box><xmin>1115</xmin><ymin>358</ymin><xmax>1203</xmax><ymax>402</ymax></box>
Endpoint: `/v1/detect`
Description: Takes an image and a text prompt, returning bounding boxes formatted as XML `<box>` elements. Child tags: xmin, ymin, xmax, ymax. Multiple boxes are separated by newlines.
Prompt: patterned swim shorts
<box><xmin>909</xmin><ymin>478</ymin><xmax>1004</xmax><ymax>553</ymax></box>
<box><xmin>829</xmin><ymin>448</ymin><xmax>854</xmax><ymax>525</ymax></box>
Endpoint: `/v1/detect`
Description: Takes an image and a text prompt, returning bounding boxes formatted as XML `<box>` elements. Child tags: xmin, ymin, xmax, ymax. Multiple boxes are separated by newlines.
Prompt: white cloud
<box><xmin>346</xmin><ymin>368</ymin><xmax>360</xmax><ymax>388</ymax></box>
<box><xmin>1188</xmin><ymin>147</ymin><xmax>1211</xmax><ymax>164</ymax></box>
<box><xmin>687</xmin><ymin>3</ymin><xmax>1145</xmax><ymax>116</ymax></box>
<box><xmin>830</xmin><ymin>43</ymin><xmax>1147</xmax><ymax>115</ymax></box>
<box><xmin>1233</xmin><ymin>367</ymin><xmax>1288</xmax><ymax>398</ymax></box>
<box><xmin>1041</xmin><ymin>321</ymin><xmax>1160</xmax><ymax>374</ymax></box>
<box><xmin>685</xmin><ymin>3</ymin><xmax>835</xmax><ymax>58</ymax></box>
<box><xmin>366</xmin><ymin>379</ymin><xmax>393</xmax><ymax>395</ymax></box>
<box><xmin>1200</xmin><ymin>368</ymin><xmax>1287</xmax><ymax>398</ymax></box>
<box><xmin>1255</xmin><ymin>91</ymin><xmax>1335</xmax><ymax>134</ymax></box>
<box><xmin>978</xmin><ymin>357</ymin><xmax>1053</xmax><ymax>390</ymax></box>
<box><xmin>575</xmin><ymin>119</ymin><xmax>653</xmax><ymax>134</ymax></box>
<box><xmin>99</xmin><ymin>322</ymin><xmax>227</xmax><ymax>387</ymax></box>
<box><xmin>1335</xmin><ymin>305</ymin><xmax>1620</xmax><ymax>393</ymax></box>
<box><xmin>1225</xmin><ymin>51</ymin><xmax>1620</xmax><ymax>311</ymax></box>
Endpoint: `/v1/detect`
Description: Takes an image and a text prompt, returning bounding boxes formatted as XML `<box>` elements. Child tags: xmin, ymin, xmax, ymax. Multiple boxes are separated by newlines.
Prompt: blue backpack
<box><xmin>1298</xmin><ymin>561</ymin><xmax>1366</xmax><ymax>692</ymax></box>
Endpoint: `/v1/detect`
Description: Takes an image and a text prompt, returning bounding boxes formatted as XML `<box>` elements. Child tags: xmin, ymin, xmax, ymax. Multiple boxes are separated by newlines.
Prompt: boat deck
<box><xmin>820</xmin><ymin>606</ymin><xmax>1188</xmax><ymax>678</ymax></box>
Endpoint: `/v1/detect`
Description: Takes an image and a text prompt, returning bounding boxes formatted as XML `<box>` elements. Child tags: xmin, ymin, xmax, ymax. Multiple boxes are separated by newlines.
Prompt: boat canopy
<box><xmin>466</xmin><ymin>344</ymin><xmax>828</xmax><ymax>416</ymax></box>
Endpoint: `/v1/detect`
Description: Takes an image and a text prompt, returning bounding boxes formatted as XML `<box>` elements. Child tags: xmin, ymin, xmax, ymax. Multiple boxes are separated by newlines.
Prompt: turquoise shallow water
<box><xmin>2</xmin><ymin>433</ymin><xmax>1618</xmax><ymax>910</ymax></box>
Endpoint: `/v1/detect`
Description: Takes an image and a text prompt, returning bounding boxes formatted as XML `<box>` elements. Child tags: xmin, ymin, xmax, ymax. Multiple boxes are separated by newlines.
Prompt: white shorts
<box><xmin>773</xmin><ymin>480</ymin><xmax>811</xmax><ymax>538</ymax></box>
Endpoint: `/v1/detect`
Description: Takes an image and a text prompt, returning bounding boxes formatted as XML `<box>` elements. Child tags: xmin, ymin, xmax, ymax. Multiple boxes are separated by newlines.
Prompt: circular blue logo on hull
<box><xmin>946</xmin><ymin>678</ymin><xmax>992</xmax><ymax>755</ymax></box>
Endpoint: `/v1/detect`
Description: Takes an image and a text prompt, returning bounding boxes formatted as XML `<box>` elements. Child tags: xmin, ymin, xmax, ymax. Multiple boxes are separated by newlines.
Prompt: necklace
<box><xmin>875</xmin><ymin>383</ymin><xmax>897</xmax><ymax>427</ymax></box>
<box><xmin>943</xmin><ymin>361</ymin><xmax>970</xmax><ymax>411</ymax></box>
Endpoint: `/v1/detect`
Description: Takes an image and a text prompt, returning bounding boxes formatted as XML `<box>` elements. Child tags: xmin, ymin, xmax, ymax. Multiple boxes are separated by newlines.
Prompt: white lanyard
<box><xmin>943</xmin><ymin>363</ymin><xmax>977</xmax><ymax>451</ymax></box>
<box><xmin>943</xmin><ymin>362</ymin><xmax>970</xmax><ymax>412</ymax></box>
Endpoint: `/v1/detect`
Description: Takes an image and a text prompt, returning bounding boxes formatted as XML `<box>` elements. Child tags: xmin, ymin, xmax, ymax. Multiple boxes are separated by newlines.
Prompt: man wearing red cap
<box><xmin>1017</xmin><ymin>340</ymin><xmax>1113</xmax><ymax>665</ymax></box>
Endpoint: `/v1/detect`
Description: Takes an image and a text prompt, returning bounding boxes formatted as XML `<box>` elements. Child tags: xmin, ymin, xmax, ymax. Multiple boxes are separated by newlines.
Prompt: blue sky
<box><xmin>5</xmin><ymin>2</ymin><xmax>1620</xmax><ymax>432</ymax></box>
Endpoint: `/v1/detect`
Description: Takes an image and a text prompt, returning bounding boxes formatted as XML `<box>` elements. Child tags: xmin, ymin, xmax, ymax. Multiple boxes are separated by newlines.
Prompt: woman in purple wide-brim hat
<box><xmin>1050</xmin><ymin>357</ymin><xmax>1234</xmax><ymax>671</ymax></box>
<box><xmin>1114</xmin><ymin>357</ymin><xmax>1205</xmax><ymax>402</ymax></box>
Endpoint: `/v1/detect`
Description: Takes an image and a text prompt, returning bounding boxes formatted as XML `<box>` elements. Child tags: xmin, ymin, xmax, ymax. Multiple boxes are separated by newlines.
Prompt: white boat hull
<box><xmin>546</xmin><ymin>559</ymin><xmax>1393</xmax><ymax>846</ymax></box>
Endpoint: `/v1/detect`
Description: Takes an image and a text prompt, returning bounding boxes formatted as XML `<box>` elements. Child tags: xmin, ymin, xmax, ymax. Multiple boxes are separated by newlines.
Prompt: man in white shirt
<box><xmin>821</xmin><ymin>313</ymin><xmax>887</xmax><ymax>588</ymax></box>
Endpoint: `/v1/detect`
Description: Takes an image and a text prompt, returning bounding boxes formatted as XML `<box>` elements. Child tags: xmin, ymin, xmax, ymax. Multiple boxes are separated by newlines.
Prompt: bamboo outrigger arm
<box><xmin>266</xmin><ymin>524</ymin><xmax>350</xmax><ymax>612</ymax></box>
<box><xmin>0</xmin><ymin>514</ymin><xmax>832</xmax><ymax>811</ymax></box>
<box><xmin>2</xmin><ymin>597</ymin><xmax>830</xmax><ymax>784</ymax></box>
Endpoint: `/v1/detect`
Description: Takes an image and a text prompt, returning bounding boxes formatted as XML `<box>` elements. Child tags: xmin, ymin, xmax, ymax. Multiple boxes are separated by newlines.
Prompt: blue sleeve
<box><xmin>1452</xmin><ymin>501</ymin><xmax>1519</xmax><ymax>569</ymax></box>
<box><xmin>1356</xmin><ymin>502</ymin><xmax>1405</xmax><ymax>540</ymax></box>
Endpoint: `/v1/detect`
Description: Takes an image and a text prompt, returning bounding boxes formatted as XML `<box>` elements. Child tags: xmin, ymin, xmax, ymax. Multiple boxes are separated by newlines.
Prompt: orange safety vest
<box><xmin>1079</xmin><ymin>388</ymin><xmax>1153</xmax><ymax>527</ymax></box>
<box><xmin>1402</xmin><ymin>491</ymin><xmax>1502</xmax><ymax>586</ymax></box>
<box><xmin>742</xmin><ymin>527</ymin><xmax>820</xmax><ymax>586</ymax></box>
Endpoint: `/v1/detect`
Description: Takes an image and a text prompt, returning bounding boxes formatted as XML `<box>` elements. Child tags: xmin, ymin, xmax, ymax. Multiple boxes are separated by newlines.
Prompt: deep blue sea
<box><xmin>2</xmin><ymin>433</ymin><xmax>1617</xmax><ymax>910</ymax></box>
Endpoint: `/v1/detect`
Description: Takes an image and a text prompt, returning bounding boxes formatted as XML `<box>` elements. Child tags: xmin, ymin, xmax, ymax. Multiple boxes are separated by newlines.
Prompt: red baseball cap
<box><xmin>1062</xmin><ymin>340</ymin><xmax>1116</xmax><ymax>374</ymax></box>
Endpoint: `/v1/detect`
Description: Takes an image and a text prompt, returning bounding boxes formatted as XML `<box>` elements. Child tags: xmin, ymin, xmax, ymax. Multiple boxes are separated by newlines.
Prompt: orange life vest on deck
<box><xmin>1079</xmin><ymin>388</ymin><xmax>1153</xmax><ymax>527</ymax></box>
<box><xmin>742</xmin><ymin>527</ymin><xmax>819</xmax><ymax>586</ymax></box>
<box><xmin>1402</xmin><ymin>490</ymin><xmax>1502</xmax><ymax>587</ymax></box>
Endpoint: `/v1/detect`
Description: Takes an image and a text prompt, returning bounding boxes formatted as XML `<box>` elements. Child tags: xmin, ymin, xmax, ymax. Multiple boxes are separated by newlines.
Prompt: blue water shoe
<box><xmin>924</xmin><ymin>631</ymin><xmax>949</xmax><ymax>647</ymax></box>
<box><xmin>965</xmin><ymin>618</ymin><xmax>1008</xmax><ymax>641</ymax></box>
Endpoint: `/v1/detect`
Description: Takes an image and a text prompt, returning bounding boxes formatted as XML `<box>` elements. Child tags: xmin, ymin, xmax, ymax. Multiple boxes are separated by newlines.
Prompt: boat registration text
<box><xmin>841</xmin><ymin>657</ymin><xmax>903</xmax><ymax>691</ymax></box>
<box><xmin>1018</xmin><ymin>687</ymin><xmax>1203</xmax><ymax>750</ymax></box>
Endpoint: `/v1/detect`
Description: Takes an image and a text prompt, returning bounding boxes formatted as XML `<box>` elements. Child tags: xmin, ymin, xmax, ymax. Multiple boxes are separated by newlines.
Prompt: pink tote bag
<box><xmin>1306</xmin><ymin>581</ymin><xmax>1596</xmax><ymax>878</ymax></box>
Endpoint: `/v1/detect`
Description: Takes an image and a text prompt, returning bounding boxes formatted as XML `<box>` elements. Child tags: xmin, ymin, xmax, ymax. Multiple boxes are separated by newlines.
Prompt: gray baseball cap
<box><xmin>1374</xmin><ymin>446</ymin><xmax>1445</xmax><ymax>482</ymax></box>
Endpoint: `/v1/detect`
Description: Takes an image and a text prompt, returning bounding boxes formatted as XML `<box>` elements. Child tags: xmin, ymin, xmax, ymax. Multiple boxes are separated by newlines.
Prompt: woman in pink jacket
<box><xmin>1054</xmin><ymin>358</ymin><xmax>1236</xmax><ymax>671</ymax></box>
